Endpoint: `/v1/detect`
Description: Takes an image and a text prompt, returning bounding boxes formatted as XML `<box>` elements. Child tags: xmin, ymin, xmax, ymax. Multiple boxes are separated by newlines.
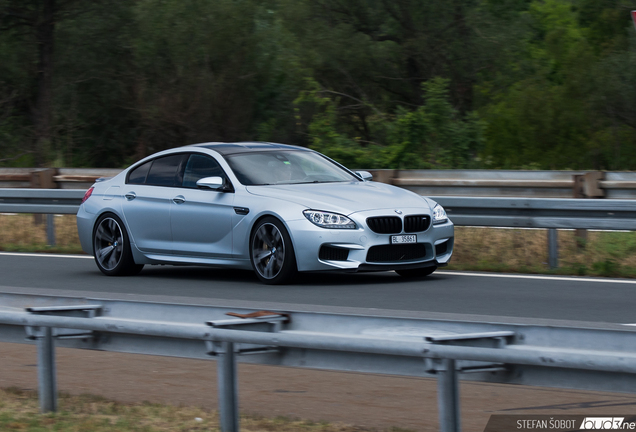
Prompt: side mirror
<box><xmin>196</xmin><ymin>176</ymin><xmax>225</xmax><ymax>190</ymax></box>
<box><xmin>355</xmin><ymin>171</ymin><xmax>373</xmax><ymax>181</ymax></box>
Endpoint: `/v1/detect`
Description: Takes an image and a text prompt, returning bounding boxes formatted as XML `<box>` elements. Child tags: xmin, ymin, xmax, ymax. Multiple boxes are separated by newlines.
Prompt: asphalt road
<box><xmin>1</xmin><ymin>251</ymin><xmax>635</xmax><ymax>324</ymax></box>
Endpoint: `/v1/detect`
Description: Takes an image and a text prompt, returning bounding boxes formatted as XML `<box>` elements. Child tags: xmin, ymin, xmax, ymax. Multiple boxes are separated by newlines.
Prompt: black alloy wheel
<box><xmin>250</xmin><ymin>217</ymin><xmax>297</xmax><ymax>284</ymax></box>
<box><xmin>93</xmin><ymin>213</ymin><xmax>144</xmax><ymax>276</ymax></box>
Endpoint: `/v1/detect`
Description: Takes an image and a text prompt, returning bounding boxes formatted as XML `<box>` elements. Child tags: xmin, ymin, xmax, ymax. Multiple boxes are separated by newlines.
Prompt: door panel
<box><xmin>122</xmin><ymin>153</ymin><xmax>188</xmax><ymax>254</ymax></box>
<box><xmin>171</xmin><ymin>153</ymin><xmax>235</xmax><ymax>258</ymax></box>
<box><xmin>121</xmin><ymin>185</ymin><xmax>172</xmax><ymax>253</ymax></box>
<box><xmin>170</xmin><ymin>189</ymin><xmax>235</xmax><ymax>258</ymax></box>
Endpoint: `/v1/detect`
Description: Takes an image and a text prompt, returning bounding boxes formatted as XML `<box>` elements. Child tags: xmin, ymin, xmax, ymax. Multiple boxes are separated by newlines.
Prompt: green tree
<box><xmin>0</xmin><ymin>0</ymin><xmax>58</xmax><ymax>166</ymax></box>
<box><xmin>387</xmin><ymin>78</ymin><xmax>485</xmax><ymax>169</ymax></box>
<box><xmin>0</xmin><ymin>20</ymin><xmax>33</xmax><ymax>166</ymax></box>
<box><xmin>295</xmin><ymin>77</ymin><xmax>484</xmax><ymax>169</ymax></box>
<box><xmin>52</xmin><ymin>1</ymin><xmax>137</xmax><ymax>167</ymax></box>
<box><xmin>1</xmin><ymin>0</ymin><xmax>636</xmax><ymax>171</ymax></box>
<box><xmin>479</xmin><ymin>0</ymin><xmax>598</xmax><ymax>169</ymax></box>
<box><xmin>279</xmin><ymin>0</ymin><xmax>494</xmax><ymax>142</ymax></box>
<box><xmin>477</xmin><ymin>0</ymin><xmax>636</xmax><ymax>170</ymax></box>
<box><xmin>0</xmin><ymin>0</ymin><xmax>117</xmax><ymax>166</ymax></box>
<box><xmin>128</xmin><ymin>0</ymin><xmax>305</xmax><ymax>160</ymax></box>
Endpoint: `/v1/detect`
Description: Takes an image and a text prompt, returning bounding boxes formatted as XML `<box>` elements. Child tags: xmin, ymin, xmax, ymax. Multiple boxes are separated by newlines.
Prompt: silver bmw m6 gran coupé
<box><xmin>77</xmin><ymin>142</ymin><xmax>454</xmax><ymax>284</ymax></box>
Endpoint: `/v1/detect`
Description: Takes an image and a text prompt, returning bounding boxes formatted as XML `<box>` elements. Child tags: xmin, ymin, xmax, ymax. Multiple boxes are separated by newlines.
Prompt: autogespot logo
<box><xmin>580</xmin><ymin>418</ymin><xmax>635</xmax><ymax>430</ymax></box>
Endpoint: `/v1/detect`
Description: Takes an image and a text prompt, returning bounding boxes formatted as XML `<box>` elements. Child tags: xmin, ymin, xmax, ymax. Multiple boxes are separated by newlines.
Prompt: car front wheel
<box><xmin>250</xmin><ymin>217</ymin><xmax>297</xmax><ymax>285</ymax></box>
<box><xmin>93</xmin><ymin>213</ymin><xmax>143</xmax><ymax>276</ymax></box>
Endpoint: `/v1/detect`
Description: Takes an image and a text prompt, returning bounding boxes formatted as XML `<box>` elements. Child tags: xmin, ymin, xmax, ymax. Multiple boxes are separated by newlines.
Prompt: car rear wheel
<box><xmin>93</xmin><ymin>213</ymin><xmax>144</xmax><ymax>276</ymax></box>
<box><xmin>250</xmin><ymin>217</ymin><xmax>297</xmax><ymax>285</ymax></box>
<box><xmin>396</xmin><ymin>266</ymin><xmax>437</xmax><ymax>278</ymax></box>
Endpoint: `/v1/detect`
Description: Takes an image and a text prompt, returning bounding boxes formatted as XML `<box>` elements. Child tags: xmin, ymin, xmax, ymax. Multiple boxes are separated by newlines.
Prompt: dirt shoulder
<box><xmin>2</xmin><ymin>342</ymin><xmax>636</xmax><ymax>431</ymax></box>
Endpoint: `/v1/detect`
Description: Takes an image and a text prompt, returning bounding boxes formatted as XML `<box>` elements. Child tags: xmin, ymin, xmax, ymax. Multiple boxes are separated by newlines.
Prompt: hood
<box><xmin>245</xmin><ymin>181</ymin><xmax>432</xmax><ymax>215</ymax></box>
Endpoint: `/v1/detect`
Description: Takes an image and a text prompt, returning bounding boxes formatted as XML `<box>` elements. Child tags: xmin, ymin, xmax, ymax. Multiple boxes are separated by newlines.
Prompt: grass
<box><xmin>0</xmin><ymin>387</ymin><xmax>412</xmax><ymax>432</ymax></box>
<box><xmin>1</xmin><ymin>214</ymin><xmax>636</xmax><ymax>278</ymax></box>
<box><xmin>450</xmin><ymin>226</ymin><xmax>636</xmax><ymax>278</ymax></box>
<box><xmin>0</xmin><ymin>214</ymin><xmax>84</xmax><ymax>254</ymax></box>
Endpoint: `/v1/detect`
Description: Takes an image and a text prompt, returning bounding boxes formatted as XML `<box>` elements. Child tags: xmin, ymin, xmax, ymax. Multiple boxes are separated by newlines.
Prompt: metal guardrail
<box><xmin>432</xmin><ymin>196</ymin><xmax>636</xmax><ymax>268</ymax></box>
<box><xmin>1</xmin><ymin>188</ymin><xmax>636</xmax><ymax>268</ymax></box>
<box><xmin>2</xmin><ymin>292</ymin><xmax>636</xmax><ymax>432</ymax></box>
<box><xmin>4</xmin><ymin>168</ymin><xmax>636</xmax><ymax>198</ymax></box>
<box><xmin>371</xmin><ymin>169</ymin><xmax>636</xmax><ymax>199</ymax></box>
<box><xmin>432</xmin><ymin>196</ymin><xmax>636</xmax><ymax>231</ymax></box>
<box><xmin>0</xmin><ymin>168</ymin><xmax>122</xmax><ymax>189</ymax></box>
<box><xmin>2</xmin><ymin>189</ymin><xmax>635</xmax><ymax>230</ymax></box>
<box><xmin>0</xmin><ymin>189</ymin><xmax>83</xmax><ymax>214</ymax></box>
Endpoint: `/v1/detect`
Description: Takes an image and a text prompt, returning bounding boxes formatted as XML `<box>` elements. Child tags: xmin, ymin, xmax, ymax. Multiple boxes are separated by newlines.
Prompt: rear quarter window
<box><xmin>127</xmin><ymin>154</ymin><xmax>188</xmax><ymax>187</ymax></box>
<box><xmin>145</xmin><ymin>154</ymin><xmax>187</xmax><ymax>187</ymax></box>
<box><xmin>127</xmin><ymin>161</ymin><xmax>151</xmax><ymax>184</ymax></box>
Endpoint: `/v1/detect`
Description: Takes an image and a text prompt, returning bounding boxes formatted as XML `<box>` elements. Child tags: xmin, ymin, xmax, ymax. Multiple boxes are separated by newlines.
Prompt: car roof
<box><xmin>188</xmin><ymin>142</ymin><xmax>309</xmax><ymax>156</ymax></box>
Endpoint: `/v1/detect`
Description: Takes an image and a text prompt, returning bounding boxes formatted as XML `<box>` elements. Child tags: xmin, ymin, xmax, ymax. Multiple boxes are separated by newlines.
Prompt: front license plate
<box><xmin>391</xmin><ymin>235</ymin><xmax>417</xmax><ymax>244</ymax></box>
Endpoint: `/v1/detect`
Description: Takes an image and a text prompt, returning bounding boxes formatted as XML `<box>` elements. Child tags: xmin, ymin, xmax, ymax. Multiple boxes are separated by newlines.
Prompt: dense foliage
<box><xmin>1</xmin><ymin>0</ymin><xmax>635</xmax><ymax>169</ymax></box>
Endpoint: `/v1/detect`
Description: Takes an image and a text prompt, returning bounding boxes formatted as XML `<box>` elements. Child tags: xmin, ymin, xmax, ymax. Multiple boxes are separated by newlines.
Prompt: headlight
<box><xmin>432</xmin><ymin>204</ymin><xmax>448</xmax><ymax>224</ymax></box>
<box><xmin>303</xmin><ymin>210</ymin><xmax>356</xmax><ymax>229</ymax></box>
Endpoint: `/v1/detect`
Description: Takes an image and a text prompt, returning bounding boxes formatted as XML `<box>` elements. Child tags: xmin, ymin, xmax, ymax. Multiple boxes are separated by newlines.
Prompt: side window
<box><xmin>182</xmin><ymin>154</ymin><xmax>226</xmax><ymax>188</ymax></box>
<box><xmin>145</xmin><ymin>154</ymin><xmax>188</xmax><ymax>187</ymax></box>
<box><xmin>128</xmin><ymin>161</ymin><xmax>151</xmax><ymax>184</ymax></box>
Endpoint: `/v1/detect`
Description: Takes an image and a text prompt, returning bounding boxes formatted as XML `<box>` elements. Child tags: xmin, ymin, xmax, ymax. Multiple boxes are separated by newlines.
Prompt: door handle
<box><xmin>125</xmin><ymin>192</ymin><xmax>136</xmax><ymax>201</ymax></box>
<box><xmin>172</xmin><ymin>195</ymin><xmax>186</xmax><ymax>204</ymax></box>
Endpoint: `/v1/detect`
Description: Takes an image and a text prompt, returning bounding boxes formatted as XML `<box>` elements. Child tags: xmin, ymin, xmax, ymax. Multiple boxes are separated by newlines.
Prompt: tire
<box><xmin>250</xmin><ymin>217</ymin><xmax>297</xmax><ymax>285</ymax></box>
<box><xmin>93</xmin><ymin>213</ymin><xmax>144</xmax><ymax>276</ymax></box>
<box><xmin>396</xmin><ymin>266</ymin><xmax>437</xmax><ymax>279</ymax></box>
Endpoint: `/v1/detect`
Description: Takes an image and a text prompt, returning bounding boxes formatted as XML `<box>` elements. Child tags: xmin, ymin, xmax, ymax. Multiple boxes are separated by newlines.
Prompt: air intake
<box><xmin>366</xmin><ymin>244</ymin><xmax>427</xmax><ymax>262</ymax></box>
<box><xmin>435</xmin><ymin>241</ymin><xmax>448</xmax><ymax>256</ymax></box>
<box><xmin>319</xmin><ymin>245</ymin><xmax>349</xmax><ymax>261</ymax></box>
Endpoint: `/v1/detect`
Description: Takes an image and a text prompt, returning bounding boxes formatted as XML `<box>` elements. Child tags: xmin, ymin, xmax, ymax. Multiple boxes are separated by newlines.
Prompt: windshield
<box><xmin>225</xmin><ymin>150</ymin><xmax>358</xmax><ymax>186</ymax></box>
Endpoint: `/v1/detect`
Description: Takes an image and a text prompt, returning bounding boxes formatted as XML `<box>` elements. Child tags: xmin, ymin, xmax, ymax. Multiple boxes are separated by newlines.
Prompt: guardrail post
<box><xmin>37</xmin><ymin>326</ymin><xmax>57</xmax><ymax>412</ymax></box>
<box><xmin>427</xmin><ymin>332</ymin><xmax>514</xmax><ymax>432</ymax></box>
<box><xmin>548</xmin><ymin>229</ymin><xmax>558</xmax><ymax>269</ymax></box>
<box><xmin>207</xmin><ymin>313</ymin><xmax>288</xmax><ymax>432</ymax></box>
<box><xmin>30</xmin><ymin>168</ymin><xmax>58</xmax><ymax>246</ymax></box>
<box><xmin>437</xmin><ymin>358</ymin><xmax>460</xmax><ymax>432</ymax></box>
<box><xmin>26</xmin><ymin>305</ymin><xmax>102</xmax><ymax>413</ymax></box>
<box><xmin>217</xmin><ymin>341</ymin><xmax>239</xmax><ymax>432</ymax></box>
<box><xmin>46</xmin><ymin>214</ymin><xmax>56</xmax><ymax>246</ymax></box>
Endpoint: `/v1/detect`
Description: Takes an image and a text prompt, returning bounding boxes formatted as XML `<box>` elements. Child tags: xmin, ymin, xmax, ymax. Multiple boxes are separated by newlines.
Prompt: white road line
<box><xmin>0</xmin><ymin>252</ymin><xmax>93</xmax><ymax>259</ymax></box>
<box><xmin>1</xmin><ymin>252</ymin><xmax>635</xmax><ymax>285</ymax></box>
<box><xmin>438</xmin><ymin>270</ymin><xmax>636</xmax><ymax>285</ymax></box>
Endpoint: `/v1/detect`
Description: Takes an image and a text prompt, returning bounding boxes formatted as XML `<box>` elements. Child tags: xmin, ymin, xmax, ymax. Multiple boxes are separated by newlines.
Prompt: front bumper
<box><xmin>287</xmin><ymin>208</ymin><xmax>454</xmax><ymax>273</ymax></box>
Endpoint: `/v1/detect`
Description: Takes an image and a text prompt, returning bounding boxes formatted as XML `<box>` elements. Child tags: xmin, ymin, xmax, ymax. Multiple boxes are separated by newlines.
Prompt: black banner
<box><xmin>484</xmin><ymin>415</ymin><xmax>636</xmax><ymax>432</ymax></box>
